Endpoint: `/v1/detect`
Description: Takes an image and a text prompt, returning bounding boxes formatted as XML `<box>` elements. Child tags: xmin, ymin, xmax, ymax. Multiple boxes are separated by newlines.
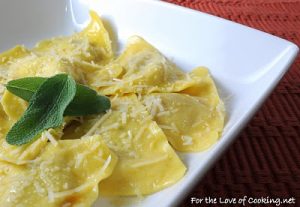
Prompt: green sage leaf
<box><xmin>6</xmin><ymin>74</ymin><xmax>76</xmax><ymax>145</ymax></box>
<box><xmin>6</xmin><ymin>77</ymin><xmax>110</xmax><ymax>116</ymax></box>
<box><xmin>6</xmin><ymin>77</ymin><xmax>46</xmax><ymax>101</ymax></box>
<box><xmin>65</xmin><ymin>84</ymin><xmax>111</xmax><ymax>116</ymax></box>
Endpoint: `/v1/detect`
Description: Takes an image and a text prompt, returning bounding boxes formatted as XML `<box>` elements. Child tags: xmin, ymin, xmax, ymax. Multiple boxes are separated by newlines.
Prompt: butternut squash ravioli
<box><xmin>0</xmin><ymin>11</ymin><xmax>225</xmax><ymax>206</ymax></box>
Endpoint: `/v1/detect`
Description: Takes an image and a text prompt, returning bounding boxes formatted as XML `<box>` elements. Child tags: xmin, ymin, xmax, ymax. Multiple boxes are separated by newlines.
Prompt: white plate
<box><xmin>0</xmin><ymin>0</ymin><xmax>298</xmax><ymax>206</ymax></box>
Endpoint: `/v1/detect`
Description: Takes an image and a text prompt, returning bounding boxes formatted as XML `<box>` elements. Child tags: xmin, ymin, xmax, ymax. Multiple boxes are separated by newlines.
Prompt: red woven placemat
<box><xmin>164</xmin><ymin>0</ymin><xmax>300</xmax><ymax>206</ymax></box>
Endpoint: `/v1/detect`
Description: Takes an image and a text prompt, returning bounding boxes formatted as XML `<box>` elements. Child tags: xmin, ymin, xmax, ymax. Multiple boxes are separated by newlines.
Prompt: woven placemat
<box><xmin>164</xmin><ymin>0</ymin><xmax>300</xmax><ymax>206</ymax></box>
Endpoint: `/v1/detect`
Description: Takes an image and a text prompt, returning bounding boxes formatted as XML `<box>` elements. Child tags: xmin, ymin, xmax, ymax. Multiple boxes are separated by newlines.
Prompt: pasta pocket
<box><xmin>89</xmin><ymin>36</ymin><xmax>192</xmax><ymax>95</ymax></box>
<box><xmin>0</xmin><ymin>91</ymin><xmax>69</xmax><ymax>164</ymax></box>
<box><xmin>62</xmin><ymin>95</ymin><xmax>186</xmax><ymax>195</ymax></box>
<box><xmin>0</xmin><ymin>135</ymin><xmax>117</xmax><ymax>207</ymax></box>
<box><xmin>0</xmin><ymin>10</ymin><xmax>225</xmax><ymax>207</ymax></box>
<box><xmin>143</xmin><ymin>93</ymin><xmax>225</xmax><ymax>152</ymax></box>
<box><xmin>143</xmin><ymin>67</ymin><xmax>225</xmax><ymax>151</ymax></box>
<box><xmin>0</xmin><ymin>11</ymin><xmax>113</xmax><ymax>85</ymax></box>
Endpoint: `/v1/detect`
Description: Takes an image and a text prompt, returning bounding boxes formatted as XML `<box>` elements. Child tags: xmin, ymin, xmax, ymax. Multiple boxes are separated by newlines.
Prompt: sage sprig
<box><xmin>5</xmin><ymin>74</ymin><xmax>111</xmax><ymax>145</ymax></box>
<box><xmin>6</xmin><ymin>77</ymin><xmax>45</xmax><ymax>101</ymax></box>
<box><xmin>6</xmin><ymin>74</ymin><xmax>76</xmax><ymax>145</ymax></box>
<box><xmin>6</xmin><ymin>77</ymin><xmax>111</xmax><ymax>116</ymax></box>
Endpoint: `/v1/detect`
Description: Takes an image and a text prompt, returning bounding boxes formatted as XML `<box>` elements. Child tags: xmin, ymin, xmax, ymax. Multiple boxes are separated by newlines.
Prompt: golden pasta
<box><xmin>0</xmin><ymin>11</ymin><xmax>225</xmax><ymax>206</ymax></box>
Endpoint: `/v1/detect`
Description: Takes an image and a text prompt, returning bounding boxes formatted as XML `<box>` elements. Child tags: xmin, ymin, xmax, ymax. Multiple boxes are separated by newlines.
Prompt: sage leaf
<box><xmin>65</xmin><ymin>84</ymin><xmax>111</xmax><ymax>116</ymax></box>
<box><xmin>6</xmin><ymin>77</ymin><xmax>110</xmax><ymax>116</ymax></box>
<box><xmin>6</xmin><ymin>77</ymin><xmax>45</xmax><ymax>101</ymax></box>
<box><xmin>6</xmin><ymin>74</ymin><xmax>76</xmax><ymax>145</ymax></box>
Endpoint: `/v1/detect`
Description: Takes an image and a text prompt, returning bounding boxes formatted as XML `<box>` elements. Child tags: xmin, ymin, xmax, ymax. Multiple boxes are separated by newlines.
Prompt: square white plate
<box><xmin>0</xmin><ymin>0</ymin><xmax>298</xmax><ymax>206</ymax></box>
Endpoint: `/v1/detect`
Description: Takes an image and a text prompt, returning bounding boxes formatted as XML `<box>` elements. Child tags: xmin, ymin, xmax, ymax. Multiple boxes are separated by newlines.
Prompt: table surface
<box><xmin>165</xmin><ymin>0</ymin><xmax>300</xmax><ymax>206</ymax></box>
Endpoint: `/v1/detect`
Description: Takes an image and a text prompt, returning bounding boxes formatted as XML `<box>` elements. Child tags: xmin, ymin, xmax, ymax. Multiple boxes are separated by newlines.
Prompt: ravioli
<box><xmin>143</xmin><ymin>93</ymin><xmax>225</xmax><ymax>152</ymax></box>
<box><xmin>0</xmin><ymin>135</ymin><xmax>117</xmax><ymax>207</ymax></box>
<box><xmin>181</xmin><ymin>67</ymin><xmax>223</xmax><ymax>107</ymax></box>
<box><xmin>0</xmin><ymin>11</ymin><xmax>112</xmax><ymax>85</ymax></box>
<box><xmin>78</xmin><ymin>11</ymin><xmax>114</xmax><ymax>63</ymax></box>
<box><xmin>0</xmin><ymin>45</ymin><xmax>29</xmax><ymax>66</ymax></box>
<box><xmin>0</xmin><ymin>91</ymin><xmax>64</xmax><ymax>164</ymax></box>
<box><xmin>0</xmin><ymin>10</ymin><xmax>115</xmax><ymax>169</ymax></box>
<box><xmin>1</xmin><ymin>90</ymin><xmax>28</xmax><ymax>122</ymax></box>
<box><xmin>0</xmin><ymin>104</ymin><xmax>9</xmax><ymax>139</ymax></box>
<box><xmin>89</xmin><ymin>36</ymin><xmax>194</xmax><ymax>95</ymax></box>
<box><xmin>62</xmin><ymin>95</ymin><xmax>186</xmax><ymax>195</ymax></box>
<box><xmin>87</xmin><ymin>62</ymin><xmax>124</xmax><ymax>87</ymax></box>
<box><xmin>33</xmin><ymin>11</ymin><xmax>113</xmax><ymax>65</ymax></box>
<box><xmin>0</xmin><ymin>46</ymin><xmax>30</xmax><ymax>92</ymax></box>
<box><xmin>0</xmin><ymin>11</ymin><xmax>115</xmax><ymax>166</ymax></box>
<box><xmin>0</xmin><ymin>10</ymin><xmax>225</xmax><ymax>207</ymax></box>
<box><xmin>142</xmin><ymin>67</ymin><xmax>225</xmax><ymax>152</ymax></box>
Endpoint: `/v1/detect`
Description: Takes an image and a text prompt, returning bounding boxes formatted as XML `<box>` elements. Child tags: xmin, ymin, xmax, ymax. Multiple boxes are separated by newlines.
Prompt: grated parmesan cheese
<box><xmin>130</xmin><ymin>107</ymin><xmax>145</xmax><ymax>118</ymax></box>
<box><xmin>33</xmin><ymin>181</ymin><xmax>45</xmax><ymax>195</ymax></box>
<box><xmin>137</xmin><ymin>93</ymin><xmax>142</xmax><ymax>101</ymax></box>
<box><xmin>98</xmin><ymin>123</ymin><xmax>119</xmax><ymax>133</ymax></box>
<box><xmin>158</xmin><ymin>124</ymin><xmax>175</xmax><ymax>130</ymax></box>
<box><xmin>75</xmin><ymin>143</ymin><xmax>101</xmax><ymax>169</ymax></box>
<box><xmin>143</xmin><ymin>96</ymin><xmax>165</xmax><ymax>117</ymax></box>
<box><xmin>130</xmin><ymin>154</ymin><xmax>168</xmax><ymax>168</ymax></box>
<box><xmin>63</xmin><ymin>183</ymin><xmax>69</xmax><ymax>190</ymax></box>
<box><xmin>112</xmin><ymin>78</ymin><xmax>122</xmax><ymax>82</ymax></box>
<box><xmin>85</xmin><ymin>109</ymin><xmax>112</xmax><ymax>136</ymax></box>
<box><xmin>62</xmin><ymin>203</ymin><xmax>72</xmax><ymax>207</ymax></box>
<box><xmin>92</xmin><ymin>81</ymin><xmax>119</xmax><ymax>87</ymax></box>
<box><xmin>49</xmin><ymin>155</ymin><xmax>112</xmax><ymax>200</ymax></box>
<box><xmin>155</xmin><ymin>98</ymin><xmax>164</xmax><ymax>112</ymax></box>
<box><xmin>150</xmin><ymin>105</ymin><xmax>157</xmax><ymax>117</ymax></box>
<box><xmin>127</xmin><ymin>130</ymin><xmax>132</xmax><ymax>139</ymax></box>
<box><xmin>75</xmin><ymin>153</ymin><xmax>84</xmax><ymax>169</ymax></box>
<box><xmin>156</xmin><ymin>111</ymin><xmax>171</xmax><ymax>117</ymax></box>
<box><xmin>158</xmin><ymin>123</ymin><xmax>179</xmax><ymax>132</ymax></box>
<box><xmin>44</xmin><ymin>130</ymin><xmax>58</xmax><ymax>146</ymax></box>
<box><xmin>134</xmin><ymin>124</ymin><xmax>147</xmax><ymax>141</ymax></box>
<box><xmin>216</xmin><ymin>101</ymin><xmax>225</xmax><ymax>115</ymax></box>
<box><xmin>170</xmin><ymin>108</ymin><xmax>179</xmax><ymax>113</ymax></box>
<box><xmin>110</xmin><ymin>94</ymin><xmax>119</xmax><ymax>103</ymax></box>
<box><xmin>47</xmin><ymin>187</ymin><xmax>55</xmax><ymax>202</ymax></box>
<box><xmin>192</xmin><ymin>121</ymin><xmax>202</xmax><ymax>128</ymax></box>
<box><xmin>181</xmin><ymin>135</ymin><xmax>193</xmax><ymax>145</ymax></box>
<box><xmin>121</xmin><ymin>112</ymin><xmax>127</xmax><ymax>124</ymax></box>
<box><xmin>108</xmin><ymin>69</ymin><xmax>113</xmax><ymax>75</ymax></box>
<box><xmin>171</xmin><ymin>123</ymin><xmax>179</xmax><ymax>132</ymax></box>
<box><xmin>0</xmin><ymin>155</ymin><xmax>40</xmax><ymax>165</ymax></box>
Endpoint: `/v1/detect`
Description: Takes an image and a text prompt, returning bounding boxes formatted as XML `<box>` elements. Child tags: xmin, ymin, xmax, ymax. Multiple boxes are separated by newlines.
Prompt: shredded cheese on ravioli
<box><xmin>0</xmin><ymin>9</ymin><xmax>225</xmax><ymax>207</ymax></box>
